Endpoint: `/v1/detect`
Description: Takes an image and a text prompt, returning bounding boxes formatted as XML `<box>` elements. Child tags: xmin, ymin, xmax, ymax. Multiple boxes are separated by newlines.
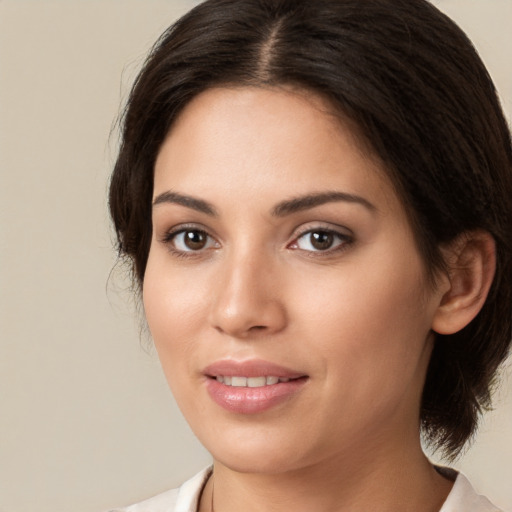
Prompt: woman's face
<box><xmin>144</xmin><ymin>87</ymin><xmax>446</xmax><ymax>474</ymax></box>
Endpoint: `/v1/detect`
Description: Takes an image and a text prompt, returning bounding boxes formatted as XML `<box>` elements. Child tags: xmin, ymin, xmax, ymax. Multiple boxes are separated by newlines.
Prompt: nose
<box><xmin>208</xmin><ymin>251</ymin><xmax>287</xmax><ymax>339</ymax></box>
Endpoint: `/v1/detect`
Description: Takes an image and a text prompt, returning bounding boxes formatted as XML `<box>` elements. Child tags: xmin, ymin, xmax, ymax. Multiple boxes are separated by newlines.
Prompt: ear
<box><xmin>432</xmin><ymin>231</ymin><xmax>496</xmax><ymax>335</ymax></box>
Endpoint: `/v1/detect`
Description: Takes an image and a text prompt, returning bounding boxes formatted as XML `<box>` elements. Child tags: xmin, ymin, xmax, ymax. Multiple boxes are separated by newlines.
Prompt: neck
<box><xmin>200</xmin><ymin>437</ymin><xmax>453</xmax><ymax>512</ymax></box>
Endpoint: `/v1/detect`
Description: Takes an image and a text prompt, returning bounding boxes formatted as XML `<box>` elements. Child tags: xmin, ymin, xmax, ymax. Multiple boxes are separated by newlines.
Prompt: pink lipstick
<box><xmin>203</xmin><ymin>359</ymin><xmax>308</xmax><ymax>414</ymax></box>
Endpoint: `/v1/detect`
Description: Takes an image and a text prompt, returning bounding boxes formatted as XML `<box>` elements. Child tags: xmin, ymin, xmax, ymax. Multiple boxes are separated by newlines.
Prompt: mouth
<box><xmin>211</xmin><ymin>375</ymin><xmax>304</xmax><ymax>387</ymax></box>
<box><xmin>203</xmin><ymin>360</ymin><xmax>309</xmax><ymax>414</ymax></box>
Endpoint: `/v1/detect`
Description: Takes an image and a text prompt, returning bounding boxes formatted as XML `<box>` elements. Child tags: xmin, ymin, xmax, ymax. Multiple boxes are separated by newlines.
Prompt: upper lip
<box><xmin>203</xmin><ymin>359</ymin><xmax>307</xmax><ymax>379</ymax></box>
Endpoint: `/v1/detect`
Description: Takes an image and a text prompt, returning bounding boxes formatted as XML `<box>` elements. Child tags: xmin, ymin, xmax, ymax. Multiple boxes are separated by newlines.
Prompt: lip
<box><xmin>203</xmin><ymin>359</ymin><xmax>306</xmax><ymax>379</ymax></box>
<box><xmin>203</xmin><ymin>359</ymin><xmax>308</xmax><ymax>415</ymax></box>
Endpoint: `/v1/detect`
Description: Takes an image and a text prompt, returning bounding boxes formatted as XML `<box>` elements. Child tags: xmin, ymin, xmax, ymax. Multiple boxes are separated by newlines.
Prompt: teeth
<box><xmin>248</xmin><ymin>377</ymin><xmax>266</xmax><ymax>388</ymax></box>
<box><xmin>231</xmin><ymin>376</ymin><xmax>247</xmax><ymax>387</ymax></box>
<box><xmin>215</xmin><ymin>376</ymin><xmax>292</xmax><ymax>388</ymax></box>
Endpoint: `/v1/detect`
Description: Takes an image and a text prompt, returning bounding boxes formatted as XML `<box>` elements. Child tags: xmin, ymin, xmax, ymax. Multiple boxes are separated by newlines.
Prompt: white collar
<box><xmin>115</xmin><ymin>466</ymin><xmax>503</xmax><ymax>512</ymax></box>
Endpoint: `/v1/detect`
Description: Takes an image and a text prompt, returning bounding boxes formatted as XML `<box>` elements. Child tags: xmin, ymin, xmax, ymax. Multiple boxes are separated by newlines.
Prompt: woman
<box><xmin>108</xmin><ymin>0</ymin><xmax>512</xmax><ymax>510</ymax></box>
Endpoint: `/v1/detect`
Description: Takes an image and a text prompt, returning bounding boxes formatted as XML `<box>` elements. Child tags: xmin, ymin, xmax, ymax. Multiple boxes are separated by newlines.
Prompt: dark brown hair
<box><xmin>110</xmin><ymin>0</ymin><xmax>512</xmax><ymax>458</ymax></box>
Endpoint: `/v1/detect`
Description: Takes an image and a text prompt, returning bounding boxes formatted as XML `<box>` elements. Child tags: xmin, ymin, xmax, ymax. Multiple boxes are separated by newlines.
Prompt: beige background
<box><xmin>0</xmin><ymin>1</ymin><xmax>511</xmax><ymax>511</ymax></box>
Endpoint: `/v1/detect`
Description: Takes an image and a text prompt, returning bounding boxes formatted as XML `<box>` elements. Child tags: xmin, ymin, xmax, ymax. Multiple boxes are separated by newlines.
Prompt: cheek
<box><xmin>292</xmin><ymin>251</ymin><xmax>433</xmax><ymax>381</ymax></box>
<box><xmin>142</xmin><ymin>253</ymin><xmax>210</xmax><ymax>375</ymax></box>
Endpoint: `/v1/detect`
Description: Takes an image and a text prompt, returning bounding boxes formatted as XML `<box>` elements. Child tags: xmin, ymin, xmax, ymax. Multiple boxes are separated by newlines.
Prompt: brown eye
<box><xmin>310</xmin><ymin>231</ymin><xmax>334</xmax><ymax>250</ymax></box>
<box><xmin>169</xmin><ymin>229</ymin><xmax>216</xmax><ymax>252</ymax></box>
<box><xmin>183</xmin><ymin>230</ymin><xmax>207</xmax><ymax>250</ymax></box>
<box><xmin>293</xmin><ymin>229</ymin><xmax>350</xmax><ymax>253</ymax></box>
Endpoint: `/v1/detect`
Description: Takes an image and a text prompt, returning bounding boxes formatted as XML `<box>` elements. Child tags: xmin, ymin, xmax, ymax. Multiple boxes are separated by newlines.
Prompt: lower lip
<box><xmin>205</xmin><ymin>377</ymin><xmax>307</xmax><ymax>414</ymax></box>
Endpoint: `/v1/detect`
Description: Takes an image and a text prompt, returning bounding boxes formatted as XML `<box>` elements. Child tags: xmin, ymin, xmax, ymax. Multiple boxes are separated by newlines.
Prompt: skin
<box><xmin>144</xmin><ymin>86</ymin><xmax>456</xmax><ymax>511</ymax></box>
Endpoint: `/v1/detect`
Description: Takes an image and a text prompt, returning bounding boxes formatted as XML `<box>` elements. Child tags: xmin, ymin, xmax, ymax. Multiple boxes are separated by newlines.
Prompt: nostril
<box><xmin>210</xmin><ymin>294</ymin><xmax>287</xmax><ymax>337</ymax></box>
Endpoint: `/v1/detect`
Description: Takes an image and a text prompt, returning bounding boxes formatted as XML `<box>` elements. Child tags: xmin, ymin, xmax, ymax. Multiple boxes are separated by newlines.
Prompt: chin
<box><xmin>200</xmin><ymin>428</ymin><xmax>315</xmax><ymax>475</ymax></box>
<box><xmin>214</xmin><ymin>450</ymin><xmax>302</xmax><ymax>475</ymax></box>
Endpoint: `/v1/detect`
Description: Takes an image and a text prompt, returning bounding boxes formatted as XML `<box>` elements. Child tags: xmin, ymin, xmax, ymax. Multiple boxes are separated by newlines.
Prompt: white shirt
<box><xmin>110</xmin><ymin>467</ymin><xmax>504</xmax><ymax>512</ymax></box>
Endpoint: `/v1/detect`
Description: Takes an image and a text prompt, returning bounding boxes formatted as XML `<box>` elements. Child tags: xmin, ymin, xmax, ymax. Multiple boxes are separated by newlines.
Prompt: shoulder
<box><xmin>440</xmin><ymin>470</ymin><xmax>505</xmax><ymax>512</ymax></box>
<box><xmin>107</xmin><ymin>467</ymin><xmax>212</xmax><ymax>512</ymax></box>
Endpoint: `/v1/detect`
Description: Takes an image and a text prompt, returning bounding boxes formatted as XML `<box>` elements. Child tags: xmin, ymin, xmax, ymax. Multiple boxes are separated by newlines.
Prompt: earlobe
<box><xmin>432</xmin><ymin>231</ymin><xmax>496</xmax><ymax>335</ymax></box>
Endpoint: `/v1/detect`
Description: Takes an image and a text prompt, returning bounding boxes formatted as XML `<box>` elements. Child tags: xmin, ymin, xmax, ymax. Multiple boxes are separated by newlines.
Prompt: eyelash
<box><xmin>289</xmin><ymin>227</ymin><xmax>354</xmax><ymax>256</ymax></box>
<box><xmin>159</xmin><ymin>224</ymin><xmax>354</xmax><ymax>259</ymax></box>
<box><xmin>160</xmin><ymin>224</ymin><xmax>218</xmax><ymax>258</ymax></box>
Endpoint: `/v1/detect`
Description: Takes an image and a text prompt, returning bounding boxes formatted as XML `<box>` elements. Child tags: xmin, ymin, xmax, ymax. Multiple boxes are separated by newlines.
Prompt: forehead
<box><xmin>153</xmin><ymin>86</ymin><xmax>399</xmax><ymax>214</ymax></box>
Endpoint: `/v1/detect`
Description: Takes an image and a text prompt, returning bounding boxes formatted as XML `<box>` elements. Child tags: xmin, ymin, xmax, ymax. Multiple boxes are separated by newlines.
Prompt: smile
<box><xmin>203</xmin><ymin>360</ymin><xmax>308</xmax><ymax>414</ymax></box>
<box><xmin>215</xmin><ymin>376</ymin><xmax>293</xmax><ymax>387</ymax></box>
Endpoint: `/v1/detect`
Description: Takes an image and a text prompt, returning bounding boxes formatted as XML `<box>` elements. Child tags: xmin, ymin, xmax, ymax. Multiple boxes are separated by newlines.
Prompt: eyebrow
<box><xmin>152</xmin><ymin>190</ymin><xmax>376</xmax><ymax>217</ymax></box>
<box><xmin>272</xmin><ymin>191</ymin><xmax>376</xmax><ymax>217</ymax></box>
<box><xmin>152</xmin><ymin>191</ymin><xmax>218</xmax><ymax>216</ymax></box>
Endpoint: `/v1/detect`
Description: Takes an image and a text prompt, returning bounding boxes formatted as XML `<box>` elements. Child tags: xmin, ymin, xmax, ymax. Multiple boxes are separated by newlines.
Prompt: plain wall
<box><xmin>0</xmin><ymin>1</ymin><xmax>510</xmax><ymax>511</ymax></box>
